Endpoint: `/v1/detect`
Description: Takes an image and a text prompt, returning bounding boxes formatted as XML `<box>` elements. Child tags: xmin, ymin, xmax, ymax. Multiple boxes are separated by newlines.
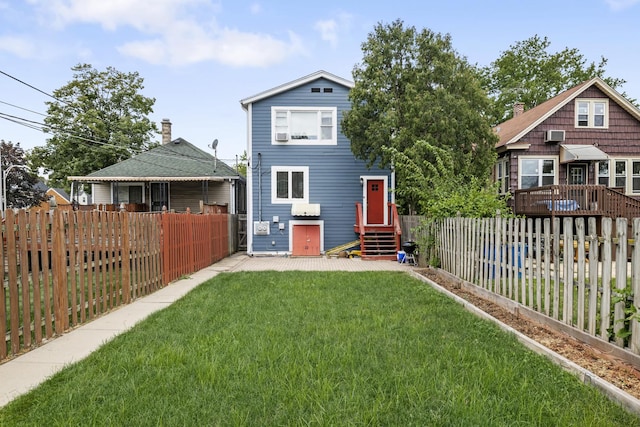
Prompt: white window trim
<box><xmin>496</xmin><ymin>157</ymin><xmax>509</xmax><ymax>194</ymax></box>
<box><xmin>271</xmin><ymin>166</ymin><xmax>309</xmax><ymax>204</ymax></box>
<box><xmin>517</xmin><ymin>156</ymin><xmax>558</xmax><ymax>189</ymax></box>
<box><xmin>613</xmin><ymin>158</ymin><xmax>628</xmax><ymax>191</ymax></box>
<box><xmin>271</xmin><ymin>106</ymin><xmax>338</xmax><ymax>145</ymax></box>
<box><xmin>575</xmin><ymin>99</ymin><xmax>609</xmax><ymax>129</ymax></box>
<box><xmin>596</xmin><ymin>160</ymin><xmax>610</xmax><ymax>186</ymax></box>
<box><xmin>602</xmin><ymin>158</ymin><xmax>640</xmax><ymax>194</ymax></box>
<box><xmin>632</xmin><ymin>159</ymin><xmax>640</xmax><ymax>194</ymax></box>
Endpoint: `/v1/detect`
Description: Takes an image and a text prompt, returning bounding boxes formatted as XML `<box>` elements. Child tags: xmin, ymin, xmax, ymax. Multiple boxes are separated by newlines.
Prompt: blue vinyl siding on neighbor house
<box><xmin>243</xmin><ymin>72</ymin><xmax>392</xmax><ymax>255</ymax></box>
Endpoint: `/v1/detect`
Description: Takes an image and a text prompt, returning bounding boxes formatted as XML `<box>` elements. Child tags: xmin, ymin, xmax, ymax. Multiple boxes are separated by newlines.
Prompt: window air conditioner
<box><xmin>275</xmin><ymin>132</ymin><xmax>289</xmax><ymax>142</ymax></box>
<box><xmin>544</xmin><ymin>130</ymin><xmax>565</xmax><ymax>143</ymax></box>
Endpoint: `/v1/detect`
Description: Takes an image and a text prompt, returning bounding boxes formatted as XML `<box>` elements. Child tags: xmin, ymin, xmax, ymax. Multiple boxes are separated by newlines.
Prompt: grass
<box><xmin>0</xmin><ymin>271</ymin><xmax>637</xmax><ymax>426</ymax></box>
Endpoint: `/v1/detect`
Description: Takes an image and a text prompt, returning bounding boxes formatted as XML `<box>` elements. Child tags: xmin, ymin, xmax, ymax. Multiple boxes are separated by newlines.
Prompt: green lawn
<box><xmin>0</xmin><ymin>271</ymin><xmax>637</xmax><ymax>426</ymax></box>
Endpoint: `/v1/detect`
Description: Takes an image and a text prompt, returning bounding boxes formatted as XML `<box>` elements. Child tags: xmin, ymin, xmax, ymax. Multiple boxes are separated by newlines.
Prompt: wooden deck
<box><xmin>514</xmin><ymin>185</ymin><xmax>640</xmax><ymax>220</ymax></box>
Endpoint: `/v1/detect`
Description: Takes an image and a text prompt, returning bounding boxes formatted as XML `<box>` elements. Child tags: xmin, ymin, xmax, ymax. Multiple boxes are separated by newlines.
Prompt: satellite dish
<box><xmin>210</xmin><ymin>139</ymin><xmax>218</xmax><ymax>150</ymax></box>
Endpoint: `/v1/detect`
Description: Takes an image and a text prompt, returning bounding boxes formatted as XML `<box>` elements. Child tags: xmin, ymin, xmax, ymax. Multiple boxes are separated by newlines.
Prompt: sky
<box><xmin>1</xmin><ymin>0</ymin><xmax>640</xmax><ymax>168</ymax></box>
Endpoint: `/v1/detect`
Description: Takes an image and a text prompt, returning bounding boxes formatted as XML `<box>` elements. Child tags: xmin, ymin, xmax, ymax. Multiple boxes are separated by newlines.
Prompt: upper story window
<box><xmin>272</xmin><ymin>107</ymin><xmax>337</xmax><ymax>145</ymax></box>
<box><xmin>519</xmin><ymin>157</ymin><xmax>556</xmax><ymax>189</ymax></box>
<box><xmin>575</xmin><ymin>99</ymin><xmax>608</xmax><ymax>128</ymax></box>
<box><xmin>271</xmin><ymin>166</ymin><xmax>309</xmax><ymax>204</ymax></box>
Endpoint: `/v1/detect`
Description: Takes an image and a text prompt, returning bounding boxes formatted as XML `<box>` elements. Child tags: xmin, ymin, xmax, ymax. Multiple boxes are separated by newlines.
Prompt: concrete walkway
<box><xmin>0</xmin><ymin>253</ymin><xmax>412</xmax><ymax>408</ymax></box>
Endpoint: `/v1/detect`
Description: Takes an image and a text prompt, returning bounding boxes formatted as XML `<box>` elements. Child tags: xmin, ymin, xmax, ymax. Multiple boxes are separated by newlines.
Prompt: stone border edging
<box><xmin>409</xmin><ymin>270</ymin><xmax>640</xmax><ymax>418</ymax></box>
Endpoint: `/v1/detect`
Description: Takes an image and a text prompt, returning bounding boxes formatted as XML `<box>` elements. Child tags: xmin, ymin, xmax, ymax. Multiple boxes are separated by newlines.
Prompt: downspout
<box><xmin>258</xmin><ymin>152</ymin><xmax>262</xmax><ymax>221</ymax></box>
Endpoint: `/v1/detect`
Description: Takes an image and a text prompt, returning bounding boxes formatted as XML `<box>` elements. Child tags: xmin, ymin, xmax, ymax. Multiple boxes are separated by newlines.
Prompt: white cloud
<box><xmin>27</xmin><ymin>0</ymin><xmax>304</xmax><ymax>67</ymax></box>
<box><xmin>119</xmin><ymin>28</ymin><xmax>304</xmax><ymax>67</ymax></box>
<box><xmin>249</xmin><ymin>2</ymin><xmax>262</xmax><ymax>15</ymax></box>
<box><xmin>314</xmin><ymin>20</ymin><xmax>338</xmax><ymax>47</ymax></box>
<box><xmin>605</xmin><ymin>0</ymin><xmax>640</xmax><ymax>10</ymax></box>
<box><xmin>28</xmin><ymin>0</ymin><xmax>208</xmax><ymax>32</ymax></box>
<box><xmin>314</xmin><ymin>13</ymin><xmax>353</xmax><ymax>48</ymax></box>
<box><xmin>0</xmin><ymin>36</ymin><xmax>36</xmax><ymax>58</ymax></box>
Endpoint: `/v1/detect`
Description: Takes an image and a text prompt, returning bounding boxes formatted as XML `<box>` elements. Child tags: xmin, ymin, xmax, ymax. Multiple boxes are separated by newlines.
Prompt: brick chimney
<box><xmin>161</xmin><ymin>118</ymin><xmax>172</xmax><ymax>145</ymax></box>
<box><xmin>513</xmin><ymin>102</ymin><xmax>524</xmax><ymax>118</ymax></box>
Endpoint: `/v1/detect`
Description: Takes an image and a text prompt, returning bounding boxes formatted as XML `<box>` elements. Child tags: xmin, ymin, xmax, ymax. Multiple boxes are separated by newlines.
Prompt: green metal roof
<box><xmin>69</xmin><ymin>138</ymin><xmax>240</xmax><ymax>182</ymax></box>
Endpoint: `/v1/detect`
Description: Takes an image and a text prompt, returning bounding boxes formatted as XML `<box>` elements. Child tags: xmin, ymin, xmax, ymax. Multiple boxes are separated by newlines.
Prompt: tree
<box><xmin>1</xmin><ymin>140</ymin><xmax>47</xmax><ymax>209</ymax></box>
<box><xmin>28</xmin><ymin>64</ymin><xmax>158</xmax><ymax>190</ymax></box>
<box><xmin>384</xmin><ymin>141</ymin><xmax>511</xmax><ymax>219</ymax></box>
<box><xmin>481</xmin><ymin>35</ymin><xmax>629</xmax><ymax>124</ymax></box>
<box><xmin>342</xmin><ymin>20</ymin><xmax>498</xmax><ymax>213</ymax></box>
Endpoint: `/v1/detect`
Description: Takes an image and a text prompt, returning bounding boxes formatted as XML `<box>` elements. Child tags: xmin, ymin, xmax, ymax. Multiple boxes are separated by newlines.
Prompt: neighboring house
<box><xmin>31</xmin><ymin>182</ymin><xmax>71</xmax><ymax>211</ymax></box>
<box><xmin>68</xmin><ymin>119</ymin><xmax>245</xmax><ymax>214</ymax></box>
<box><xmin>493</xmin><ymin>77</ymin><xmax>640</xmax><ymax>224</ymax></box>
<box><xmin>76</xmin><ymin>187</ymin><xmax>92</xmax><ymax>205</ymax></box>
<box><xmin>240</xmin><ymin>70</ymin><xmax>398</xmax><ymax>258</ymax></box>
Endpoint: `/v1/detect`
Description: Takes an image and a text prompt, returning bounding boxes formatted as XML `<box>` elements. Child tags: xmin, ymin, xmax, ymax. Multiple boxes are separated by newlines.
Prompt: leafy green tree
<box><xmin>28</xmin><ymin>63</ymin><xmax>158</xmax><ymax>190</ymax></box>
<box><xmin>342</xmin><ymin>20</ymin><xmax>498</xmax><ymax>213</ymax></box>
<box><xmin>384</xmin><ymin>141</ymin><xmax>511</xmax><ymax>219</ymax></box>
<box><xmin>481</xmin><ymin>35</ymin><xmax>630</xmax><ymax>124</ymax></box>
<box><xmin>1</xmin><ymin>140</ymin><xmax>47</xmax><ymax>209</ymax></box>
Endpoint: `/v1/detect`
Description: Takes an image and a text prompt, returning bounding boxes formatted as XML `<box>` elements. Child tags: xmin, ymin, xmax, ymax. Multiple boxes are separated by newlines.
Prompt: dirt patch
<box><xmin>415</xmin><ymin>268</ymin><xmax>640</xmax><ymax>400</ymax></box>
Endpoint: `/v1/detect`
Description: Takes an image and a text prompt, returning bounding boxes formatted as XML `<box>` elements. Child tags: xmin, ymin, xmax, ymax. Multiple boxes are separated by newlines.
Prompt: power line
<box><xmin>0</xmin><ymin>111</ymin><xmax>142</xmax><ymax>151</ymax></box>
<box><xmin>0</xmin><ymin>69</ymin><xmax>71</xmax><ymax>106</ymax></box>
<box><xmin>0</xmin><ymin>99</ymin><xmax>47</xmax><ymax>116</ymax></box>
<box><xmin>0</xmin><ymin>111</ymin><xmax>238</xmax><ymax>169</ymax></box>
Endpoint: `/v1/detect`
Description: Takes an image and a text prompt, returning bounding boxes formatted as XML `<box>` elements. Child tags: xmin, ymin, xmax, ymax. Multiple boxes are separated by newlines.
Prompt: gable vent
<box><xmin>311</xmin><ymin>87</ymin><xmax>321</xmax><ymax>93</ymax></box>
<box><xmin>323</xmin><ymin>88</ymin><xmax>333</xmax><ymax>93</ymax></box>
<box><xmin>544</xmin><ymin>130</ymin><xmax>565</xmax><ymax>143</ymax></box>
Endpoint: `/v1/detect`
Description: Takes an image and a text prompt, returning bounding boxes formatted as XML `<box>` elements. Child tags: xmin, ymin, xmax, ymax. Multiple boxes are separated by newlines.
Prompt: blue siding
<box><xmin>248</xmin><ymin>76</ymin><xmax>392</xmax><ymax>254</ymax></box>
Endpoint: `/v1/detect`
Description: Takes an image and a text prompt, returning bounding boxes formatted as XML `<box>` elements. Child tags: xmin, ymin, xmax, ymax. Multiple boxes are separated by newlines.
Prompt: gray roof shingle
<box><xmin>70</xmin><ymin>138</ymin><xmax>239</xmax><ymax>181</ymax></box>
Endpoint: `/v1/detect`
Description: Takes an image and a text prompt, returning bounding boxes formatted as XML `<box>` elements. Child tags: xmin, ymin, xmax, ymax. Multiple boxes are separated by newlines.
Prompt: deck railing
<box><xmin>514</xmin><ymin>185</ymin><xmax>640</xmax><ymax>220</ymax></box>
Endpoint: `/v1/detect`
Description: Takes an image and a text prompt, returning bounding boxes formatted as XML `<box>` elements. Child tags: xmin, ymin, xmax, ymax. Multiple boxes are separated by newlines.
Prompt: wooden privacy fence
<box><xmin>161</xmin><ymin>212</ymin><xmax>229</xmax><ymax>283</ymax></box>
<box><xmin>1</xmin><ymin>209</ymin><xmax>231</xmax><ymax>362</ymax></box>
<box><xmin>436</xmin><ymin>215</ymin><xmax>640</xmax><ymax>357</ymax></box>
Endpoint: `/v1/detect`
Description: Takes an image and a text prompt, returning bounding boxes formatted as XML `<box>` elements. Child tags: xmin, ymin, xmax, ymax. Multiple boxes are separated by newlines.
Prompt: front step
<box><xmin>361</xmin><ymin>230</ymin><xmax>398</xmax><ymax>260</ymax></box>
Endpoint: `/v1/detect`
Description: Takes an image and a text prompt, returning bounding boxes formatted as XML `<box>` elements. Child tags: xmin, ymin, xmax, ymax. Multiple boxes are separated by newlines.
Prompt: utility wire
<box><xmin>0</xmin><ymin>69</ymin><xmax>72</xmax><ymax>106</ymax></box>
<box><xmin>0</xmin><ymin>99</ymin><xmax>47</xmax><ymax>116</ymax></box>
<box><xmin>0</xmin><ymin>111</ymin><xmax>240</xmax><ymax>168</ymax></box>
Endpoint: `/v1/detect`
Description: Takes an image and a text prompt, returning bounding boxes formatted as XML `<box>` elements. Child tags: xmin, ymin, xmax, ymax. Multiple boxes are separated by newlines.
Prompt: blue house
<box><xmin>240</xmin><ymin>70</ymin><xmax>399</xmax><ymax>258</ymax></box>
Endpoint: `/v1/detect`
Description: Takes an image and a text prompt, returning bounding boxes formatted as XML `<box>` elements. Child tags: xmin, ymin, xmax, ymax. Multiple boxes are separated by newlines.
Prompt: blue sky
<box><xmin>1</xmin><ymin>0</ymin><xmax>639</xmax><ymax>165</ymax></box>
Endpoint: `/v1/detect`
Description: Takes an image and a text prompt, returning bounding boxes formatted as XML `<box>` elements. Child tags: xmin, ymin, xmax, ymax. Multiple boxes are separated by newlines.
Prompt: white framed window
<box><xmin>495</xmin><ymin>157</ymin><xmax>509</xmax><ymax>194</ymax></box>
<box><xmin>518</xmin><ymin>157</ymin><xmax>557</xmax><ymax>189</ymax></box>
<box><xmin>597</xmin><ymin>160</ymin><xmax>610</xmax><ymax>186</ymax></box>
<box><xmin>600</xmin><ymin>158</ymin><xmax>640</xmax><ymax>194</ymax></box>
<box><xmin>575</xmin><ymin>99</ymin><xmax>608</xmax><ymax>128</ymax></box>
<box><xmin>271</xmin><ymin>107</ymin><xmax>337</xmax><ymax>145</ymax></box>
<box><xmin>633</xmin><ymin>161</ymin><xmax>640</xmax><ymax>193</ymax></box>
<box><xmin>615</xmin><ymin>160</ymin><xmax>627</xmax><ymax>189</ymax></box>
<box><xmin>113</xmin><ymin>183</ymin><xmax>144</xmax><ymax>204</ymax></box>
<box><xmin>271</xmin><ymin>166</ymin><xmax>309</xmax><ymax>204</ymax></box>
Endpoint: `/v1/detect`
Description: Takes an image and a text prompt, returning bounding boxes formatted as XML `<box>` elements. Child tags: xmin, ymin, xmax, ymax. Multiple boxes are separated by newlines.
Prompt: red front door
<box><xmin>292</xmin><ymin>225</ymin><xmax>320</xmax><ymax>256</ymax></box>
<box><xmin>366</xmin><ymin>179</ymin><xmax>385</xmax><ymax>225</ymax></box>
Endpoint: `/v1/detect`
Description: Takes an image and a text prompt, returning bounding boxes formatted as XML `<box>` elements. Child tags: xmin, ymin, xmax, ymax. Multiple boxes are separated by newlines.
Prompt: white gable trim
<box><xmin>240</xmin><ymin>70</ymin><xmax>353</xmax><ymax>109</ymax></box>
